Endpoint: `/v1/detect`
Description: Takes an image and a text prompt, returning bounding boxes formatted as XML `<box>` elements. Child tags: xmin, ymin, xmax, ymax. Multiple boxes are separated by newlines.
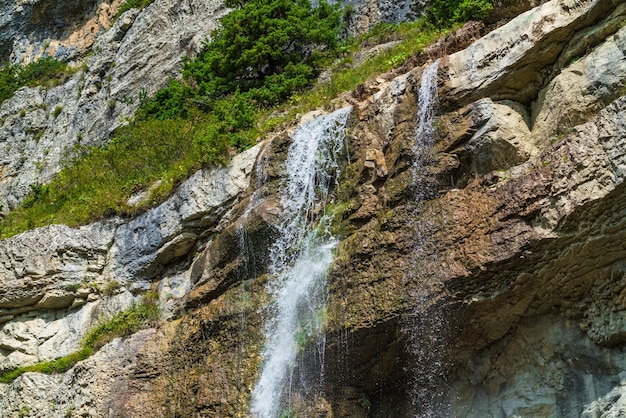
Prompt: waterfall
<box><xmin>404</xmin><ymin>60</ymin><xmax>450</xmax><ymax>417</ymax></box>
<box><xmin>412</xmin><ymin>59</ymin><xmax>440</xmax><ymax>188</ymax></box>
<box><xmin>250</xmin><ymin>107</ymin><xmax>352</xmax><ymax>418</ymax></box>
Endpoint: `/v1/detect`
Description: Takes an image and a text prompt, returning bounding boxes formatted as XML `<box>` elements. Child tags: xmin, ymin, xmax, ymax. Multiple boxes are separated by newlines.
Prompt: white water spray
<box><xmin>250</xmin><ymin>107</ymin><xmax>352</xmax><ymax>418</ymax></box>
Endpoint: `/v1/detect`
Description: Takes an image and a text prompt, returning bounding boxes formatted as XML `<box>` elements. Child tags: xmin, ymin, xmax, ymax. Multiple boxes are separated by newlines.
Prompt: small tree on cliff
<box><xmin>182</xmin><ymin>0</ymin><xmax>342</xmax><ymax>106</ymax></box>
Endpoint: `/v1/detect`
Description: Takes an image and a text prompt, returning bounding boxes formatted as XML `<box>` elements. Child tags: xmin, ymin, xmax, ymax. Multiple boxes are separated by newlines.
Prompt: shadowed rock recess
<box><xmin>2</xmin><ymin>0</ymin><xmax>626</xmax><ymax>416</ymax></box>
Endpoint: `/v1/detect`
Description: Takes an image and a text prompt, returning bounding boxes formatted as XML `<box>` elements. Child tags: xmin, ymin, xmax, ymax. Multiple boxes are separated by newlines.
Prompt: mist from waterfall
<box><xmin>250</xmin><ymin>107</ymin><xmax>352</xmax><ymax>418</ymax></box>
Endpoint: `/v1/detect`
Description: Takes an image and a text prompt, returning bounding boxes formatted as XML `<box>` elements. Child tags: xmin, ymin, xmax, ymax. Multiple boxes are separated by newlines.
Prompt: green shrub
<box><xmin>427</xmin><ymin>0</ymin><xmax>494</xmax><ymax>25</ymax></box>
<box><xmin>52</xmin><ymin>105</ymin><xmax>63</xmax><ymax>118</ymax></box>
<box><xmin>0</xmin><ymin>57</ymin><xmax>75</xmax><ymax>105</ymax></box>
<box><xmin>182</xmin><ymin>0</ymin><xmax>342</xmax><ymax>107</ymax></box>
<box><xmin>63</xmin><ymin>283</ymin><xmax>80</xmax><ymax>292</ymax></box>
<box><xmin>82</xmin><ymin>295</ymin><xmax>160</xmax><ymax>350</ymax></box>
<box><xmin>0</xmin><ymin>64</ymin><xmax>20</xmax><ymax>104</ymax></box>
<box><xmin>136</xmin><ymin>78</ymin><xmax>194</xmax><ymax>120</ymax></box>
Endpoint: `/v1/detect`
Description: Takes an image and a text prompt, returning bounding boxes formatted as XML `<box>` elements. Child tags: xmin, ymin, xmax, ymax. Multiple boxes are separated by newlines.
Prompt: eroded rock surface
<box><xmin>0</xmin><ymin>146</ymin><xmax>259</xmax><ymax>373</ymax></box>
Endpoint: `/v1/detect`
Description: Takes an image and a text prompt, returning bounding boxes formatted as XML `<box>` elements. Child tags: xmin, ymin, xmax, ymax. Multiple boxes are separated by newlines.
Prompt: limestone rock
<box><xmin>3</xmin><ymin>0</ymin><xmax>626</xmax><ymax>415</ymax></box>
<box><xmin>0</xmin><ymin>292</ymin><xmax>137</xmax><ymax>372</ymax></box>
<box><xmin>0</xmin><ymin>372</ymin><xmax>62</xmax><ymax>418</ymax></box>
<box><xmin>449</xmin><ymin>98</ymin><xmax>536</xmax><ymax>175</ymax></box>
<box><xmin>450</xmin><ymin>316</ymin><xmax>626</xmax><ymax>417</ymax></box>
<box><xmin>154</xmin><ymin>232</ymin><xmax>198</xmax><ymax>265</ymax></box>
<box><xmin>0</xmin><ymin>329</ymin><xmax>155</xmax><ymax>418</ymax></box>
<box><xmin>342</xmin><ymin>0</ymin><xmax>418</xmax><ymax>36</ymax></box>
<box><xmin>0</xmin><ymin>222</ymin><xmax>117</xmax><ymax>310</ymax></box>
<box><xmin>0</xmin><ymin>0</ymin><xmax>229</xmax><ymax>213</ymax></box>
<box><xmin>107</xmin><ymin>143</ymin><xmax>261</xmax><ymax>283</ymax></box>
<box><xmin>0</xmin><ymin>138</ymin><xmax>259</xmax><ymax>371</ymax></box>
<box><xmin>532</xmin><ymin>21</ymin><xmax>626</xmax><ymax>144</ymax></box>
<box><xmin>441</xmin><ymin>0</ymin><xmax>621</xmax><ymax>106</ymax></box>
<box><xmin>582</xmin><ymin>383</ymin><xmax>626</xmax><ymax>418</ymax></box>
<box><xmin>0</xmin><ymin>0</ymin><xmax>119</xmax><ymax>65</ymax></box>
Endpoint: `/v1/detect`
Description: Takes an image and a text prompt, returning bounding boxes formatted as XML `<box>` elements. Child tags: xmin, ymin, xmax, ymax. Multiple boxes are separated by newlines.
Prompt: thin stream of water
<box><xmin>403</xmin><ymin>60</ymin><xmax>450</xmax><ymax>417</ymax></box>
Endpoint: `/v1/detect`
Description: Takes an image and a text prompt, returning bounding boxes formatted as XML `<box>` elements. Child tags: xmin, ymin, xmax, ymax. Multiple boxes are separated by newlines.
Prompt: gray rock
<box><xmin>0</xmin><ymin>0</ymin><xmax>229</xmax><ymax>213</ymax></box>
<box><xmin>0</xmin><ymin>329</ymin><xmax>155</xmax><ymax>418</ymax></box>
<box><xmin>0</xmin><ymin>292</ymin><xmax>137</xmax><ymax>372</ymax></box>
<box><xmin>464</xmin><ymin>98</ymin><xmax>536</xmax><ymax>174</ymax></box>
<box><xmin>0</xmin><ymin>138</ymin><xmax>259</xmax><ymax>371</ymax></box>
<box><xmin>339</xmin><ymin>0</ymin><xmax>418</xmax><ymax>36</ymax></box>
<box><xmin>441</xmin><ymin>0</ymin><xmax>623</xmax><ymax>106</ymax></box>
<box><xmin>107</xmin><ymin>143</ymin><xmax>261</xmax><ymax>283</ymax></box>
<box><xmin>450</xmin><ymin>316</ymin><xmax>626</xmax><ymax>418</ymax></box>
<box><xmin>0</xmin><ymin>372</ymin><xmax>62</xmax><ymax>418</ymax></box>
<box><xmin>532</xmin><ymin>23</ymin><xmax>626</xmax><ymax>145</ymax></box>
<box><xmin>0</xmin><ymin>0</ymin><xmax>115</xmax><ymax>65</ymax></box>
<box><xmin>0</xmin><ymin>222</ymin><xmax>117</xmax><ymax>311</ymax></box>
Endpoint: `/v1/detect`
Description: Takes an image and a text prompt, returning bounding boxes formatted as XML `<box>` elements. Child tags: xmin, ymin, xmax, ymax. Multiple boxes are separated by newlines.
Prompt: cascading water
<box><xmin>412</xmin><ymin>59</ymin><xmax>440</xmax><ymax>185</ymax></box>
<box><xmin>403</xmin><ymin>60</ymin><xmax>450</xmax><ymax>417</ymax></box>
<box><xmin>250</xmin><ymin>107</ymin><xmax>352</xmax><ymax>418</ymax></box>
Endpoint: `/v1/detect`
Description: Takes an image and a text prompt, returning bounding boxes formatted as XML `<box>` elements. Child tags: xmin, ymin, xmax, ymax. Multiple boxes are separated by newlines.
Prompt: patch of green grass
<box><xmin>0</xmin><ymin>57</ymin><xmax>77</xmax><ymax>105</ymax></box>
<box><xmin>63</xmin><ymin>283</ymin><xmax>80</xmax><ymax>292</ymax></box>
<box><xmin>0</xmin><ymin>294</ymin><xmax>159</xmax><ymax>384</ymax></box>
<box><xmin>114</xmin><ymin>0</ymin><xmax>156</xmax><ymax>20</ymax></box>
<box><xmin>52</xmin><ymin>105</ymin><xmax>63</xmax><ymax>118</ymax></box>
<box><xmin>0</xmin><ymin>96</ymin><xmax>259</xmax><ymax>237</ymax></box>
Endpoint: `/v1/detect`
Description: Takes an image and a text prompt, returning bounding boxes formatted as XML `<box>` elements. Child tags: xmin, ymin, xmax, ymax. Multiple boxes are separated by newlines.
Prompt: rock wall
<box><xmin>2</xmin><ymin>0</ymin><xmax>626</xmax><ymax>416</ymax></box>
<box><xmin>0</xmin><ymin>0</ymin><xmax>421</xmax><ymax>214</ymax></box>
<box><xmin>0</xmin><ymin>0</ymin><xmax>120</xmax><ymax>64</ymax></box>
<box><xmin>0</xmin><ymin>0</ymin><xmax>228</xmax><ymax>213</ymax></box>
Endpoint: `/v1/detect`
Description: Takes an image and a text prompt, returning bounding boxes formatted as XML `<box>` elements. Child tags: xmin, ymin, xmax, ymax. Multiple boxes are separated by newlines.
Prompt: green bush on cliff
<box><xmin>0</xmin><ymin>65</ymin><xmax>20</xmax><ymax>104</ymax></box>
<box><xmin>139</xmin><ymin>0</ymin><xmax>342</xmax><ymax>119</ymax></box>
<box><xmin>0</xmin><ymin>57</ymin><xmax>75</xmax><ymax>104</ymax></box>
<box><xmin>183</xmin><ymin>0</ymin><xmax>342</xmax><ymax>106</ymax></box>
<box><xmin>427</xmin><ymin>0</ymin><xmax>494</xmax><ymax>25</ymax></box>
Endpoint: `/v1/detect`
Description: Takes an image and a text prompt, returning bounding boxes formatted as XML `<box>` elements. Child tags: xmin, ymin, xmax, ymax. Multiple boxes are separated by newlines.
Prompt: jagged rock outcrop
<box><xmin>3</xmin><ymin>0</ymin><xmax>626</xmax><ymax>416</ymax></box>
<box><xmin>0</xmin><ymin>0</ymin><xmax>424</xmax><ymax>214</ymax></box>
<box><xmin>0</xmin><ymin>0</ymin><xmax>120</xmax><ymax>64</ymax></box>
<box><xmin>342</xmin><ymin>0</ymin><xmax>420</xmax><ymax>36</ymax></box>
<box><xmin>0</xmin><ymin>329</ymin><xmax>156</xmax><ymax>418</ymax></box>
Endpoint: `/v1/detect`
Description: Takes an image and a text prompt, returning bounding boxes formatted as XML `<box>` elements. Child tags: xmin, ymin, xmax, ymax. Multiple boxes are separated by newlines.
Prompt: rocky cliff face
<box><xmin>2</xmin><ymin>0</ymin><xmax>626</xmax><ymax>416</ymax></box>
<box><xmin>0</xmin><ymin>0</ymin><xmax>228</xmax><ymax>213</ymax></box>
